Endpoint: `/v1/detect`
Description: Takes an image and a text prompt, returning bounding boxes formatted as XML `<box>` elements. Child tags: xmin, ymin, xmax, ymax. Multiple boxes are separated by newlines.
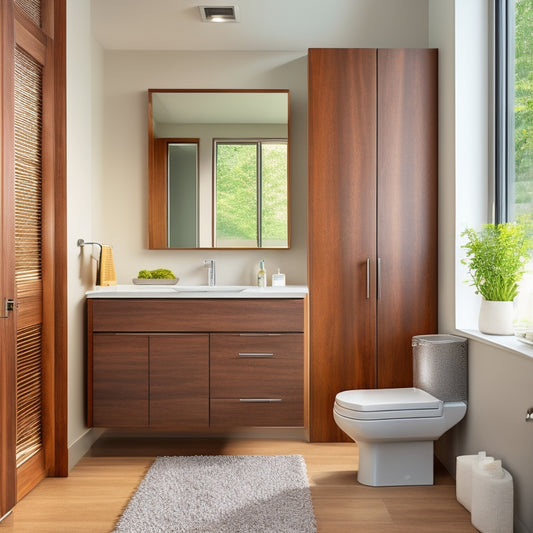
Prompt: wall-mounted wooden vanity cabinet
<box><xmin>87</xmin><ymin>296</ymin><xmax>307</xmax><ymax>432</ymax></box>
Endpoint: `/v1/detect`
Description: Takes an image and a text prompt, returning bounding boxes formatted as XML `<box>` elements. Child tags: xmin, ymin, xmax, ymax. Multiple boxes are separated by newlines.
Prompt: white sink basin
<box><xmin>173</xmin><ymin>286</ymin><xmax>247</xmax><ymax>293</ymax></box>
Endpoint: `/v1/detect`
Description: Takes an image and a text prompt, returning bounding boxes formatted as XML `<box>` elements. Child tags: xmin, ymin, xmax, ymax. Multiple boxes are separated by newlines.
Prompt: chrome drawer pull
<box><xmin>238</xmin><ymin>352</ymin><xmax>275</xmax><ymax>358</ymax></box>
<box><xmin>239</xmin><ymin>333</ymin><xmax>281</xmax><ymax>337</ymax></box>
<box><xmin>239</xmin><ymin>398</ymin><xmax>282</xmax><ymax>403</ymax></box>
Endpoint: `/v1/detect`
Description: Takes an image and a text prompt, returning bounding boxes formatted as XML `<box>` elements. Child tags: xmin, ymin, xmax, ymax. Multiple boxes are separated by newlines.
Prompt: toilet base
<box><xmin>357</xmin><ymin>440</ymin><xmax>434</xmax><ymax>486</ymax></box>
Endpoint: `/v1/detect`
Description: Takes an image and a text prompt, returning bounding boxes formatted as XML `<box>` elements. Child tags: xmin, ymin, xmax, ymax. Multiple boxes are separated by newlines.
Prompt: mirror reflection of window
<box><xmin>214</xmin><ymin>139</ymin><xmax>288</xmax><ymax>248</ymax></box>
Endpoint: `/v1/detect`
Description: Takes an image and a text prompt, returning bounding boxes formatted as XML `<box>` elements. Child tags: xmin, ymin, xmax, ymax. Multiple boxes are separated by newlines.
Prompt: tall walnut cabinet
<box><xmin>308</xmin><ymin>48</ymin><xmax>438</xmax><ymax>442</ymax></box>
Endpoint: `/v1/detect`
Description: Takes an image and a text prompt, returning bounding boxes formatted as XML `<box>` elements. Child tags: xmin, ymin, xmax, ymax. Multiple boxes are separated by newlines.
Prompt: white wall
<box><xmin>66</xmin><ymin>0</ymin><xmax>104</xmax><ymax>468</ymax></box>
<box><xmin>430</xmin><ymin>1</ymin><xmax>533</xmax><ymax>531</ymax></box>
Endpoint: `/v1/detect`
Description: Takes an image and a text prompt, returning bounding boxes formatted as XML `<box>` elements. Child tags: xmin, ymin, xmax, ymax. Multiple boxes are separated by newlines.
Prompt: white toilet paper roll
<box><xmin>456</xmin><ymin>451</ymin><xmax>491</xmax><ymax>511</ymax></box>
<box><xmin>471</xmin><ymin>460</ymin><xmax>513</xmax><ymax>533</ymax></box>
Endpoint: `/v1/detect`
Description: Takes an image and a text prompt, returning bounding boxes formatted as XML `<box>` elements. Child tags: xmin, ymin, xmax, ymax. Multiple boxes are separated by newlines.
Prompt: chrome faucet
<box><xmin>204</xmin><ymin>259</ymin><xmax>216</xmax><ymax>286</ymax></box>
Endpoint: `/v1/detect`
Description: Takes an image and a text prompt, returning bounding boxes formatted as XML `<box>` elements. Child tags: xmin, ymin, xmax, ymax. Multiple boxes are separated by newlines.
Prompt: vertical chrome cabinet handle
<box><xmin>366</xmin><ymin>258</ymin><xmax>370</xmax><ymax>299</ymax></box>
<box><xmin>377</xmin><ymin>257</ymin><xmax>382</xmax><ymax>299</ymax></box>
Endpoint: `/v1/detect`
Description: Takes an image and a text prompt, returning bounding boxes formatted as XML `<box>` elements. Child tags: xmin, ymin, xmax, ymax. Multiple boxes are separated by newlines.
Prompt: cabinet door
<box><xmin>376</xmin><ymin>49</ymin><xmax>438</xmax><ymax>388</ymax></box>
<box><xmin>92</xmin><ymin>334</ymin><xmax>149</xmax><ymax>427</ymax></box>
<box><xmin>150</xmin><ymin>335</ymin><xmax>209</xmax><ymax>429</ymax></box>
<box><xmin>308</xmin><ymin>48</ymin><xmax>378</xmax><ymax>441</ymax></box>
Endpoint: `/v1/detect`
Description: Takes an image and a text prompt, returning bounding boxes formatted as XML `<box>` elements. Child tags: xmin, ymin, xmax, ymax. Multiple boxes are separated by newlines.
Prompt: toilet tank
<box><xmin>412</xmin><ymin>334</ymin><xmax>468</xmax><ymax>402</ymax></box>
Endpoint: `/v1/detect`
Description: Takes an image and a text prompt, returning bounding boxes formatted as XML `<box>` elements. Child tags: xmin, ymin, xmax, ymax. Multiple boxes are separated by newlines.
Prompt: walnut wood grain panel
<box><xmin>92</xmin><ymin>335</ymin><xmax>149</xmax><ymax>428</ymax></box>
<box><xmin>149</xmin><ymin>335</ymin><xmax>209</xmax><ymax>430</ymax></box>
<box><xmin>308</xmin><ymin>48</ymin><xmax>378</xmax><ymax>442</ymax></box>
<box><xmin>16</xmin><ymin>447</ymin><xmax>45</xmax><ymax>501</ymax></box>
<box><xmin>210</xmin><ymin>333</ymin><xmax>303</xmax><ymax>398</ymax></box>
<box><xmin>50</xmin><ymin>0</ymin><xmax>68</xmax><ymax>478</ymax></box>
<box><xmin>86</xmin><ymin>299</ymin><xmax>94</xmax><ymax>426</ymax></box>
<box><xmin>376</xmin><ymin>49</ymin><xmax>438</xmax><ymax>388</ymax></box>
<box><xmin>210</xmin><ymin>398</ymin><xmax>303</xmax><ymax>427</ymax></box>
<box><xmin>148</xmin><ymin>137</ymin><xmax>168</xmax><ymax>249</ymax></box>
<box><xmin>90</xmin><ymin>298</ymin><xmax>304</xmax><ymax>333</ymax></box>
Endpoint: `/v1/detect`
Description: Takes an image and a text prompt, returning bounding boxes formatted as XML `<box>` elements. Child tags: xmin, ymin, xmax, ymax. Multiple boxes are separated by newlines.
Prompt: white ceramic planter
<box><xmin>478</xmin><ymin>299</ymin><xmax>514</xmax><ymax>335</ymax></box>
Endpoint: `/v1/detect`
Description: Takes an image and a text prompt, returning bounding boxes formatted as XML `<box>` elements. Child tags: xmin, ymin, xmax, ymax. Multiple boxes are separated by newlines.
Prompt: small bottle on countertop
<box><xmin>257</xmin><ymin>260</ymin><xmax>266</xmax><ymax>287</ymax></box>
<box><xmin>272</xmin><ymin>268</ymin><xmax>286</xmax><ymax>287</ymax></box>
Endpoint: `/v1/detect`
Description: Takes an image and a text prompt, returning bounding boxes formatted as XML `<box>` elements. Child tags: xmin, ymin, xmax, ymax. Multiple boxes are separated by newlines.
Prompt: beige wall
<box><xmin>66</xmin><ymin>0</ymin><xmax>105</xmax><ymax>467</ymax></box>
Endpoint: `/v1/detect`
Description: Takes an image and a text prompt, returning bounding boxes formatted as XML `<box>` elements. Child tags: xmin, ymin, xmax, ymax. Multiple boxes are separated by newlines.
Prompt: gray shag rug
<box><xmin>113</xmin><ymin>455</ymin><xmax>317</xmax><ymax>533</ymax></box>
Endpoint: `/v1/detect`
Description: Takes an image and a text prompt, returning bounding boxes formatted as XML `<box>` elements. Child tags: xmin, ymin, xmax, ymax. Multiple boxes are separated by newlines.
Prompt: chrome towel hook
<box><xmin>77</xmin><ymin>238</ymin><xmax>102</xmax><ymax>250</ymax></box>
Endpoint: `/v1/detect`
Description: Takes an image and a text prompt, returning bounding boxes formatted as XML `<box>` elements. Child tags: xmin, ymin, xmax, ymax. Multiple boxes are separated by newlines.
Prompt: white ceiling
<box><xmin>90</xmin><ymin>0</ymin><xmax>428</xmax><ymax>51</ymax></box>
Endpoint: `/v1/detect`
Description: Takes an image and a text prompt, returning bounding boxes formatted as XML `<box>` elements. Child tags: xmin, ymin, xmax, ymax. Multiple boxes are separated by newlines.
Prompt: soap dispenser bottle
<box><xmin>257</xmin><ymin>260</ymin><xmax>266</xmax><ymax>287</ymax></box>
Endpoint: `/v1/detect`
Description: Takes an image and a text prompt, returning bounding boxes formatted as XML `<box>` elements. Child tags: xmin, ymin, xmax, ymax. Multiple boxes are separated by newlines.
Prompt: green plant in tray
<box><xmin>138</xmin><ymin>268</ymin><xmax>176</xmax><ymax>279</ymax></box>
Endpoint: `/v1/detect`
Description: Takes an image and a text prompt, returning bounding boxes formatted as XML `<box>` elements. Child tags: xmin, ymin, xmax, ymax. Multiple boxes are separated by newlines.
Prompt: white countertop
<box><xmin>85</xmin><ymin>284</ymin><xmax>308</xmax><ymax>299</ymax></box>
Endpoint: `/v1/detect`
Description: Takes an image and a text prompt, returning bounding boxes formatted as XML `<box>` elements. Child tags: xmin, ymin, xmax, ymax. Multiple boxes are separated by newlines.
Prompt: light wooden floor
<box><xmin>0</xmin><ymin>436</ymin><xmax>476</xmax><ymax>532</ymax></box>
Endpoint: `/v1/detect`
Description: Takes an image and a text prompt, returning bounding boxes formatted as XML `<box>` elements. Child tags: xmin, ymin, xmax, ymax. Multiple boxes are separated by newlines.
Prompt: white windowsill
<box><xmin>456</xmin><ymin>328</ymin><xmax>533</xmax><ymax>362</ymax></box>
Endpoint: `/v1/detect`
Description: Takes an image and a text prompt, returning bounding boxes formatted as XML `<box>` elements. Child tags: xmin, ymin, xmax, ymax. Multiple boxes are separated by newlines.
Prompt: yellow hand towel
<box><xmin>99</xmin><ymin>245</ymin><xmax>117</xmax><ymax>286</ymax></box>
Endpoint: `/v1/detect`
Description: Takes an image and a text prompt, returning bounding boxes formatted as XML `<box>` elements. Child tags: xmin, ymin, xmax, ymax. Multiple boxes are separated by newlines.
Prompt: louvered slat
<box><xmin>14</xmin><ymin>0</ymin><xmax>41</xmax><ymax>27</ymax></box>
<box><xmin>15</xmin><ymin>325</ymin><xmax>42</xmax><ymax>465</ymax></box>
<box><xmin>14</xmin><ymin>45</ymin><xmax>43</xmax><ymax>467</ymax></box>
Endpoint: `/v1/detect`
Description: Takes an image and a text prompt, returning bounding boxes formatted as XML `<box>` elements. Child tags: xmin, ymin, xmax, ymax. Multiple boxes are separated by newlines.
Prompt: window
<box><xmin>214</xmin><ymin>140</ymin><xmax>288</xmax><ymax>248</ymax></box>
<box><xmin>495</xmin><ymin>0</ymin><xmax>533</xmax><ymax>223</ymax></box>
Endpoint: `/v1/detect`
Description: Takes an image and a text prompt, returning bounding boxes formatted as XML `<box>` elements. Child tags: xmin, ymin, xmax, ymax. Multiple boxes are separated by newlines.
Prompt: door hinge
<box><xmin>1</xmin><ymin>298</ymin><xmax>16</xmax><ymax>319</ymax></box>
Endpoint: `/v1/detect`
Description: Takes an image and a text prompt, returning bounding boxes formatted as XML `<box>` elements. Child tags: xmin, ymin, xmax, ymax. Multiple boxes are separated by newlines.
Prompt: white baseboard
<box><xmin>68</xmin><ymin>428</ymin><xmax>105</xmax><ymax>471</ymax></box>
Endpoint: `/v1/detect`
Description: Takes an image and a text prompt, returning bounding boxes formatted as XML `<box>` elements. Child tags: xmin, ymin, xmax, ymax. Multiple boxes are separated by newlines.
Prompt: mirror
<box><xmin>148</xmin><ymin>89</ymin><xmax>290</xmax><ymax>249</ymax></box>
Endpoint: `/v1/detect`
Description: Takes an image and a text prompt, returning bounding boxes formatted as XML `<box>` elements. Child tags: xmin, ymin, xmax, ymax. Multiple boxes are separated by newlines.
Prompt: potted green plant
<box><xmin>462</xmin><ymin>222</ymin><xmax>531</xmax><ymax>334</ymax></box>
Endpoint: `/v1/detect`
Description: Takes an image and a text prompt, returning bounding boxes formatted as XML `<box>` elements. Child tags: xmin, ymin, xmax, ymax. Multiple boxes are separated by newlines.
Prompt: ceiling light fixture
<box><xmin>199</xmin><ymin>6</ymin><xmax>239</xmax><ymax>23</ymax></box>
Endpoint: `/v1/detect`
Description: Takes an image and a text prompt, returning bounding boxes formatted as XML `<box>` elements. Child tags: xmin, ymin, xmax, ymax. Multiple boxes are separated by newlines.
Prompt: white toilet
<box><xmin>333</xmin><ymin>334</ymin><xmax>468</xmax><ymax>487</ymax></box>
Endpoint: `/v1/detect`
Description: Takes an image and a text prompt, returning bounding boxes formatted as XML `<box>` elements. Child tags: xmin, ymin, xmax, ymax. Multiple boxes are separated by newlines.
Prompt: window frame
<box><xmin>495</xmin><ymin>0</ymin><xmax>515</xmax><ymax>223</ymax></box>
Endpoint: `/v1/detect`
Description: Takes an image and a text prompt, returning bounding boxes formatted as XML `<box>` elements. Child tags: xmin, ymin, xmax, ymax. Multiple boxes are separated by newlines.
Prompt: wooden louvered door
<box><xmin>13</xmin><ymin>41</ymin><xmax>48</xmax><ymax>499</ymax></box>
<box><xmin>0</xmin><ymin>0</ymin><xmax>67</xmax><ymax>518</ymax></box>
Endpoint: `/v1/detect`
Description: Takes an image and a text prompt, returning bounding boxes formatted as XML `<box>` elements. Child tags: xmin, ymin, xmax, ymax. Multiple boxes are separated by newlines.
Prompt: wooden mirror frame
<box><xmin>148</xmin><ymin>89</ymin><xmax>291</xmax><ymax>250</ymax></box>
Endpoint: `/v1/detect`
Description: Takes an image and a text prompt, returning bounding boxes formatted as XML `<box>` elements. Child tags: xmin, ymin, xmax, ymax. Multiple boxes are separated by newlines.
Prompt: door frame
<box><xmin>0</xmin><ymin>0</ymin><xmax>67</xmax><ymax>518</ymax></box>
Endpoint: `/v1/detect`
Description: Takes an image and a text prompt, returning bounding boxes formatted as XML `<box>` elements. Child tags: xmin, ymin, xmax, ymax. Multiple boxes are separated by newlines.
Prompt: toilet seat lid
<box><xmin>335</xmin><ymin>387</ymin><xmax>442</xmax><ymax>412</ymax></box>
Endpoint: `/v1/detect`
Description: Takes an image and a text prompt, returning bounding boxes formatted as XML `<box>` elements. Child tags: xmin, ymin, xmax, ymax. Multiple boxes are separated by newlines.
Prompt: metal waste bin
<box><xmin>412</xmin><ymin>334</ymin><xmax>468</xmax><ymax>402</ymax></box>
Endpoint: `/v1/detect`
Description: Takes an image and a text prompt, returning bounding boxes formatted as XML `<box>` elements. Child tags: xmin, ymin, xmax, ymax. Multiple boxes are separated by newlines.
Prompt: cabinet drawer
<box><xmin>210</xmin><ymin>398</ymin><xmax>303</xmax><ymax>427</ymax></box>
<box><xmin>89</xmin><ymin>298</ymin><xmax>304</xmax><ymax>333</ymax></box>
<box><xmin>210</xmin><ymin>334</ymin><xmax>303</xmax><ymax>398</ymax></box>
